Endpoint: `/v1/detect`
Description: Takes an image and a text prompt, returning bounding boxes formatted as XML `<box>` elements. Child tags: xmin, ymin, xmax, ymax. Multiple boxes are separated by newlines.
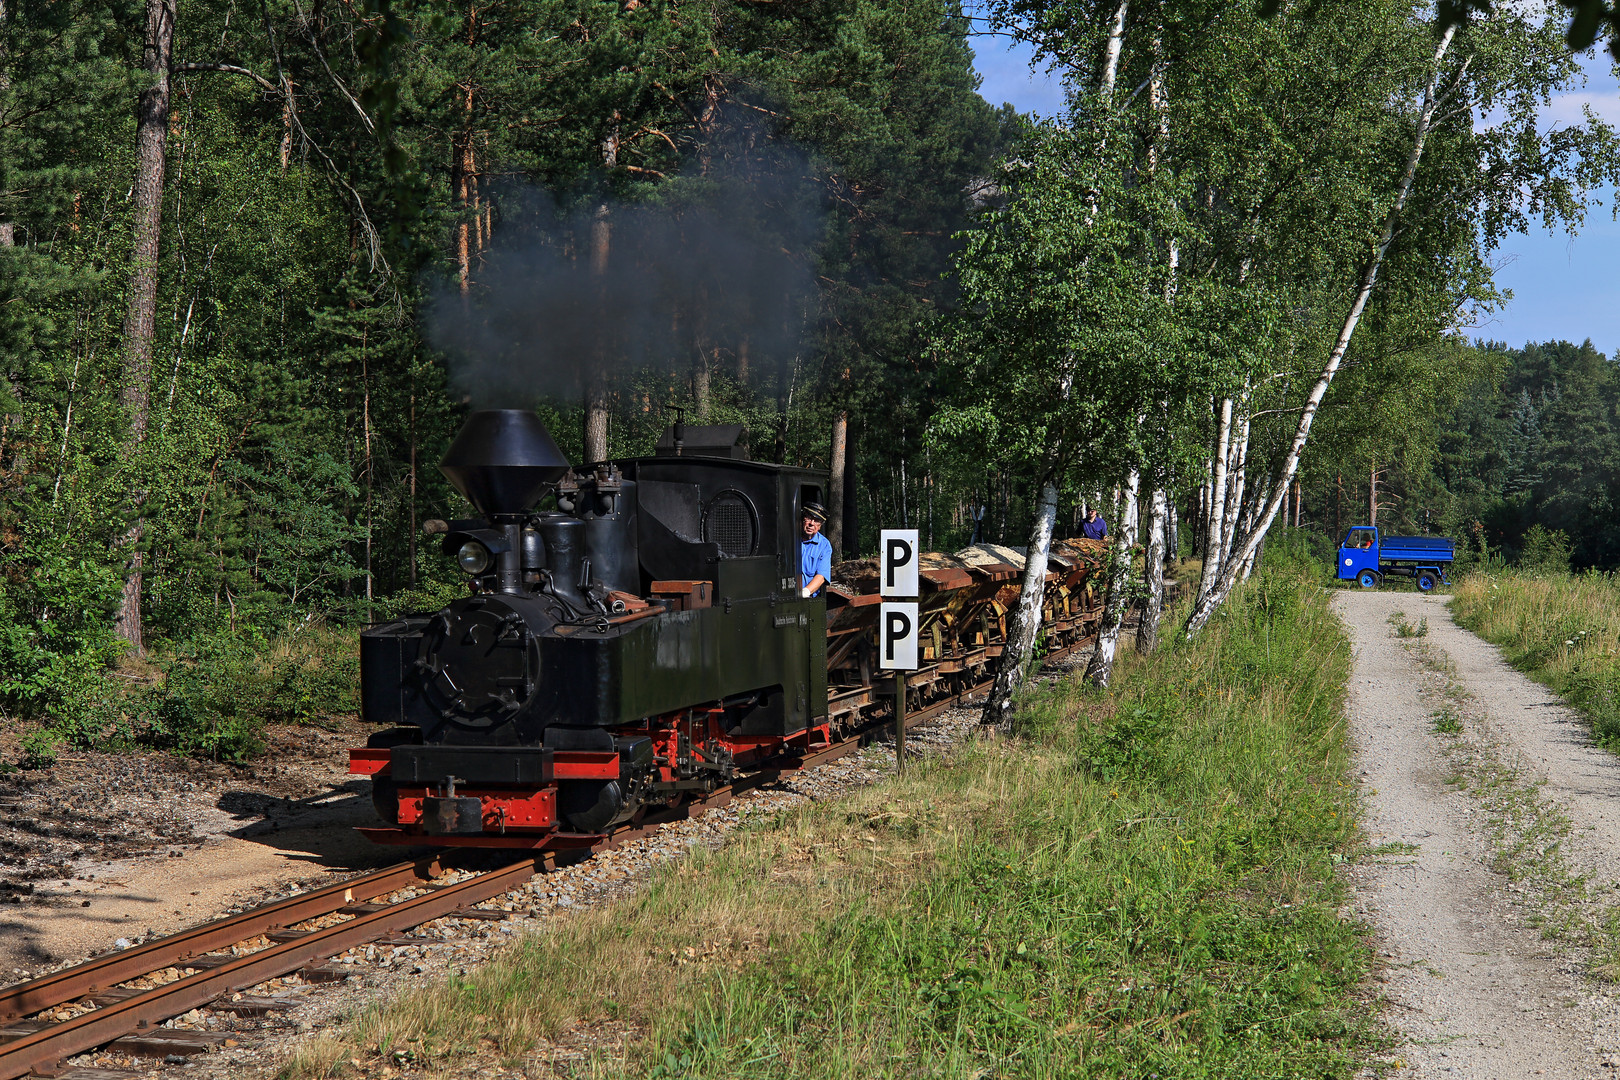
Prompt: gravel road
<box><xmin>1339</xmin><ymin>589</ymin><xmax>1620</xmax><ymax>1079</ymax></box>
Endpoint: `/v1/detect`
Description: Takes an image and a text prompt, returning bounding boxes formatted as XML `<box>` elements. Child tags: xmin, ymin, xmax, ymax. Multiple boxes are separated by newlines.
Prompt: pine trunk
<box><xmin>841</xmin><ymin>424</ymin><xmax>858</xmax><ymax>556</ymax></box>
<box><xmin>828</xmin><ymin>410</ymin><xmax>847</xmax><ymax>552</ymax></box>
<box><xmin>0</xmin><ymin>0</ymin><xmax>9</xmax><ymax>249</ymax></box>
<box><xmin>1368</xmin><ymin>458</ymin><xmax>1378</xmax><ymax>525</ymax></box>
<box><xmin>586</xmin><ymin>201</ymin><xmax>611</xmax><ymax>461</ymax></box>
<box><xmin>114</xmin><ymin>0</ymin><xmax>176</xmax><ymax>655</ymax></box>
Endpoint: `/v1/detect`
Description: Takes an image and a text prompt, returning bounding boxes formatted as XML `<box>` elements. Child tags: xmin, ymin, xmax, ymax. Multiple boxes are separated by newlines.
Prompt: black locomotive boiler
<box><xmin>349</xmin><ymin>409</ymin><xmax>832</xmax><ymax>848</ymax></box>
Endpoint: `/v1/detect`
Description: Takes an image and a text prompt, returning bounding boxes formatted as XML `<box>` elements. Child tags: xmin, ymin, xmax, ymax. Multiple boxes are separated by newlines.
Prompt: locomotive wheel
<box><xmin>371</xmin><ymin>775</ymin><xmax>400</xmax><ymax>824</ymax></box>
<box><xmin>558</xmin><ymin>779</ymin><xmax>626</xmax><ymax>834</ymax></box>
<box><xmin>1416</xmin><ymin>570</ymin><xmax>1439</xmax><ymax>592</ymax></box>
<box><xmin>1356</xmin><ymin>570</ymin><xmax>1379</xmax><ymax>589</ymax></box>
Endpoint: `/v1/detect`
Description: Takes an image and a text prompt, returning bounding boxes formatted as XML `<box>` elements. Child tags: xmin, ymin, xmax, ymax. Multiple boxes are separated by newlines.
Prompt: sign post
<box><xmin>879</xmin><ymin>529</ymin><xmax>919</xmax><ymax>773</ymax></box>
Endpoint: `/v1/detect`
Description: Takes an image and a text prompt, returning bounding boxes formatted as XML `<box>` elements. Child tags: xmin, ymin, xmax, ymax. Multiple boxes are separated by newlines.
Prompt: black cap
<box><xmin>802</xmin><ymin>502</ymin><xmax>828</xmax><ymax>522</ymax></box>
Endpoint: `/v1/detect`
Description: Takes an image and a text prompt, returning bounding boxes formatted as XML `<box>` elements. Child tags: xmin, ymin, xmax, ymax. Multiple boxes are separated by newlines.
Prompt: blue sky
<box><xmin>961</xmin><ymin>19</ymin><xmax>1620</xmax><ymax>358</ymax></box>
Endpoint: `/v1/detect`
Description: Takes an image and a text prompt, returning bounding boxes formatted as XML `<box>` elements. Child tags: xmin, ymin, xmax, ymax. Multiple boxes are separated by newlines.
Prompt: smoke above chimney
<box><xmin>424</xmin><ymin>163</ymin><xmax>822</xmax><ymax>409</ymax></box>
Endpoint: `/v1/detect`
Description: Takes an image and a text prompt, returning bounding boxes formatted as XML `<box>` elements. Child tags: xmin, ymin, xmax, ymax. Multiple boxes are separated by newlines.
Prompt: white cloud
<box><xmin>1542</xmin><ymin>90</ymin><xmax>1620</xmax><ymax>128</ymax></box>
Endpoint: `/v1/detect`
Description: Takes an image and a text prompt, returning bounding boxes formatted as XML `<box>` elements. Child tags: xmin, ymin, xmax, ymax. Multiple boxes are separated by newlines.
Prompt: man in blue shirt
<box><xmin>1081</xmin><ymin>507</ymin><xmax>1108</xmax><ymax>541</ymax></box>
<box><xmin>800</xmin><ymin>502</ymin><xmax>833</xmax><ymax>598</ymax></box>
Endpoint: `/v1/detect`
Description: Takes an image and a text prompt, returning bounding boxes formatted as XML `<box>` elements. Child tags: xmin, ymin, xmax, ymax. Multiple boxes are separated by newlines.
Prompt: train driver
<box><xmin>800</xmin><ymin>502</ymin><xmax>832</xmax><ymax>599</ymax></box>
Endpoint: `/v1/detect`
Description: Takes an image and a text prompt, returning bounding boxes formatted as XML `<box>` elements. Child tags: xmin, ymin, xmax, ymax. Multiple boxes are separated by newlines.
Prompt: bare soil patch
<box><xmin>0</xmin><ymin>717</ymin><xmax>399</xmax><ymax>979</ymax></box>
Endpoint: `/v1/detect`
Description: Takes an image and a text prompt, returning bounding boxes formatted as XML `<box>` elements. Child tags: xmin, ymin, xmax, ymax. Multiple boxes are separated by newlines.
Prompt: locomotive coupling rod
<box><xmin>0</xmin><ymin>855</ymin><xmax>448</xmax><ymax>1022</ymax></box>
<box><xmin>0</xmin><ymin>857</ymin><xmax>536</xmax><ymax>1080</ymax></box>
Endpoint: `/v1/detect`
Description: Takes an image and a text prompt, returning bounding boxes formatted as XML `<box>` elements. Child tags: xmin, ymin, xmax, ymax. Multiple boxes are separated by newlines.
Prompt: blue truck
<box><xmin>1336</xmin><ymin>526</ymin><xmax>1455</xmax><ymax>591</ymax></box>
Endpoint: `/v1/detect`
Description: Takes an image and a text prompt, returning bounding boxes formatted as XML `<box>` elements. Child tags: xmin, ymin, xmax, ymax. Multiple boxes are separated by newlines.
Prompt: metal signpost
<box><xmin>879</xmin><ymin>529</ymin><xmax>919</xmax><ymax>773</ymax></box>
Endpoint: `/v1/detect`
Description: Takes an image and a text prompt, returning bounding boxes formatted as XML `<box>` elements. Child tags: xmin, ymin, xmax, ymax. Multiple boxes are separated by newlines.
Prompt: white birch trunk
<box><xmin>1167</xmin><ymin>497</ymin><xmax>1179</xmax><ymax>566</ymax></box>
<box><xmin>1184</xmin><ymin>23</ymin><xmax>1459</xmax><ymax>638</ymax></box>
<box><xmin>1085</xmin><ymin>466</ymin><xmax>1140</xmax><ymax>687</ymax></box>
<box><xmin>1135</xmin><ymin>485</ymin><xmax>1168</xmax><ymax>654</ymax></box>
<box><xmin>1194</xmin><ymin>398</ymin><xmax>1232</xmax><ymax>601</ymax></box>
<box><xmin>1217</xmin><ymin>410</ymin><xmax>1248</xmax><ymax>575</ymax></box>
<box><xmin>1122</xmin><ymin>470</ymin><xmax>1141</xmax><ymax>539</ymax></box>
<box><xmin>1195</xmin><ymin>466</ymin><xmax>1210</xmax><ymax>557</ymax></box>
<box><xmin>983</xmin><ymin>479</ymin><xmax>1060</xmax><ymax>733</ymax></box>
<box><xmin>1100</xmin><ymin>0</ymin><xmax>1129</xmax><ymax>97</ymax></box>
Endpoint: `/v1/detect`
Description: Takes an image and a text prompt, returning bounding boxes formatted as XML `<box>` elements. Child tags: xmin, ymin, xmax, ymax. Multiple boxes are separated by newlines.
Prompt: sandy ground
<box><xmin>0</xmin><ymin>722</ymin><xmax>405</xmax><ymax>980</ymax></box>
<box><xmin>1339</xmin><ymin>589</ymin><xmax>1620</xmax><ymax>1079</ymax></box>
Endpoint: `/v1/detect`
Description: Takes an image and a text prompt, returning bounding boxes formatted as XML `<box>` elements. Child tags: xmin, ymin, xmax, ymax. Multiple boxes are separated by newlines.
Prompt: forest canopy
<box><xmin>0</xmin><ymin>0</ymin><xmax>1615</xmax><ymax>750</ymax></box>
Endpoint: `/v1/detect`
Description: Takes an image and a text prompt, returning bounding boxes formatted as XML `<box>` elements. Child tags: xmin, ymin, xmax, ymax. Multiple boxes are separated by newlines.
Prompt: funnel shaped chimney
<box><xmin>440</xmin><ymin>410</ymin><xmax>571</xmax><ymax>517</ymax></box>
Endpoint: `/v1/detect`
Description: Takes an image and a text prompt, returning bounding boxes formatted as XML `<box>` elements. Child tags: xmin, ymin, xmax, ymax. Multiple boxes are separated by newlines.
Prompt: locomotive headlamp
<box><xmin>456</xmin><ymin>541</ymin><xmax>493</xmax><ymax>575</ymax></box>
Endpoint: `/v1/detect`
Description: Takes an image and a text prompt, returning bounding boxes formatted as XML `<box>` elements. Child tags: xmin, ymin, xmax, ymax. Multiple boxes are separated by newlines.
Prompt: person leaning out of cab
<box><xmin>800</xmin><ymin>502</ymin><xmax>832</xmax><ymax>599</ymax></box>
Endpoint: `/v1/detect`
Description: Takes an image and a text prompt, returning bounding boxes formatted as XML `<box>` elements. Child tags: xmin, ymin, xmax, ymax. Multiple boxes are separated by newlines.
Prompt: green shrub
<box><xmin>0</xmin><ymin>545</ymin><xmax>126</xmax><ymax>737</ymax></box>
<box><xmin>1519</xmin><ymin>525</ymin><xmax>1573</xmax><ymax>575</ymax></box>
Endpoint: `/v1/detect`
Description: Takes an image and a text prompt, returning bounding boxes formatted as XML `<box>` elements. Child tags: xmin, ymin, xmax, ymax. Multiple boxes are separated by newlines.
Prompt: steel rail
<box><xmin>0</xmin><ymin>857</ymin><xmax>541</xmax><ymax>1080</ymax></box>
<box><xmin>0</xmin><ymin>854</ymin><xmax>447</xmax><ymax>1022</ymax></box>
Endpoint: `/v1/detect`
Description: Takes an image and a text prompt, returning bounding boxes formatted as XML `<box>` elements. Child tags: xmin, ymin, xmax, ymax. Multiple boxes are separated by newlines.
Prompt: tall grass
<box><xmin>1451</xmin><ymin>567</ymin><xmax>1620</xmax><ymax>744</ymax></box>
<box><xmin>292</xmin><ymin>560</ymin><xmax>1369</xmax><ymax>1079</ymax></box>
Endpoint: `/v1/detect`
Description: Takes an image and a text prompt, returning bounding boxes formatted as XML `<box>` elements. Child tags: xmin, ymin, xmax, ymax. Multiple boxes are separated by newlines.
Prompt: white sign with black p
<box><xmin>879</xmin><ymin>602</ymin><xmax>919</xmax><ymax>670</ymax></box>
<box><xmin>880</xmin><ymin>529</ymin><xmax>919</xmax><ymax>598</ymax></box>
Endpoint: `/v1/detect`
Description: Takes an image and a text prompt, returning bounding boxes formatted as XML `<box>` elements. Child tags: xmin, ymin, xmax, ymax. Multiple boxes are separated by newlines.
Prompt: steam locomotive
<box><xmin>349</xmin><ymin>409</ymin><xmax>1103</xmax><ymax>850</ymax></box>
<box><xmin>350</xmin><ymin>410</ymin><xmax>833</xmax><ymax>848</ymax></box>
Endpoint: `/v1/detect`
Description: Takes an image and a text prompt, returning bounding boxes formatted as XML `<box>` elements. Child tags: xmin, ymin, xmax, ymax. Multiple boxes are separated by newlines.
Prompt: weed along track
<box><xmin>0</xmin><ymin>637</ymin><xmax>1092</xmax><ymax>1079</ymax></box>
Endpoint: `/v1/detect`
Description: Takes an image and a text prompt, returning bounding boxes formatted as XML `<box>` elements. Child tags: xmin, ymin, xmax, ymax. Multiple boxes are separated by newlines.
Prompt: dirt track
<box><xmin>1340</xmin><ymin>590</ymin><xmax>1620</xmax><ymax>1078</ymax></box>
<box><xmin>0</xmin><ymin>721</ymin><xmax>397</xmax><ymax>981</ymax></box>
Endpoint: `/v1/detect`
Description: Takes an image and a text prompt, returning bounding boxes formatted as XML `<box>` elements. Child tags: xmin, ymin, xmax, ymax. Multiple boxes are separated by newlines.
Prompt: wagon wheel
<box><xmin>1416</xmin><ymin>570</ymin><xmax>1439</xmax><ymax>592</ymax></box>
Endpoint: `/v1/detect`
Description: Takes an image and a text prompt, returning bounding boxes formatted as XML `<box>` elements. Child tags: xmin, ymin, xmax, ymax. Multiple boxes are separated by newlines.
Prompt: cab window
<box><xmin>1343</xmin><ymin>528</ymin><xmax>1376</xmax><ymax>550</ymax></box>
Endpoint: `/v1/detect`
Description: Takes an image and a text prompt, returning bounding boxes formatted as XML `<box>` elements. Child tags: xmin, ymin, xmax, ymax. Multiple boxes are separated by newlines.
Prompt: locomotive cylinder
<box><xmin>522</xmin><ymin>525</ymin><xmax>545</xmax><ymax>571</ymax></box>
<box><xmin>497</xmin><ymin>521</ymin><xmax>524</xmax><ymax>594</ymax></box>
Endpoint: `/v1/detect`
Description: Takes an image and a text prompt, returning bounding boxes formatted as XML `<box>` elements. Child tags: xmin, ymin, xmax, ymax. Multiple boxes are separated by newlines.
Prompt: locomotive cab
<box><xmin>352</xmin><ymin>410</ymin><xmax>830</xmax><ymax>844</ymax></box>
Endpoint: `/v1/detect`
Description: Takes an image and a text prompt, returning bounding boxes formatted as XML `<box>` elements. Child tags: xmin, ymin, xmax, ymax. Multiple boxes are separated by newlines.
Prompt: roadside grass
<box><xmin>287</xmin><ymin>561</ymin><xmax>1372</xmax><ymax>1079</ymax></box>
<box><xmin>1450</xmin><ymin>569</ymin><xmax>1620</xmax><ymax>745</ymax></box>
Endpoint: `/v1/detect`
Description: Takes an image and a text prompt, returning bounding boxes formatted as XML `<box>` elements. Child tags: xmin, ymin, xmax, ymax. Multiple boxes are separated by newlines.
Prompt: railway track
<box><xmin>0</xmin><ymin>636</ymin><xmax>1092</xmax><ymax>1080</ymax></box>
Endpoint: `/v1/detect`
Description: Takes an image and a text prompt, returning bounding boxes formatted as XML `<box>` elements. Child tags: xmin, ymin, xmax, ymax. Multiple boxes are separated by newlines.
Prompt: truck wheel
<box><xmin>1416</xmin><ymin>570</ymin><xmax>1439</xmax><ymax>592</ymax></box>
<box><xmin>1357</xmin><ymin>570</ymin><xmax>1379</xmax><ymax>589</ymax></box>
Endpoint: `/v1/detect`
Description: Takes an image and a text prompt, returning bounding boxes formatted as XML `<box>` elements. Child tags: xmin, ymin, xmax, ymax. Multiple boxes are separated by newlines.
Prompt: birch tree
<box><xmin>1185</xmin><ymin>2</ymin><xmax>1619</xmax><ymax>634</ymax></box>
<box><xmin>938</xmin><ymin>110</ymin><xmax>1175</xmax><ymax>728</ymax></box>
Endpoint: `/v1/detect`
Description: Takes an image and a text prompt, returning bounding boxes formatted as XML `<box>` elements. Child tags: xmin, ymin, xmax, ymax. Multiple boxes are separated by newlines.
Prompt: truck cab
<box><xmin>1337</xmin><ymin>526</ymin><xmax>1380</xmax><ymax>582</ymax></box>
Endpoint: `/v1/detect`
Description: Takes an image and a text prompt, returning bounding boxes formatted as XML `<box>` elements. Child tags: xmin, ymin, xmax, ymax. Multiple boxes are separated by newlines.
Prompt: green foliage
<box><xmin>0</xmin><ymin>542</ymin><xmax>126</xmax><ymax>732</ymax></box>
<box><xmin>1421</xmin><ymin>341</ymin><xmax>1620</xmax><ymax>569</ymax></box>
<box><xmin>1520</xmin><ymin>524</ymin><xmax>1575</xmax><ymax>574</ymax></box>
<box><xmin>126</xmin><ymin>626</ymin><xmax>359</xmax><ymax>761</ymax></box>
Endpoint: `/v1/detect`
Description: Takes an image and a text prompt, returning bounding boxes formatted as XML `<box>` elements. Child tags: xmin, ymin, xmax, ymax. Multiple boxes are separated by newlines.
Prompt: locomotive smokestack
<box><xmin>440</xmin><ymin>409</ymin><xmax>571</xmax><ymax>518</ymax></box>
